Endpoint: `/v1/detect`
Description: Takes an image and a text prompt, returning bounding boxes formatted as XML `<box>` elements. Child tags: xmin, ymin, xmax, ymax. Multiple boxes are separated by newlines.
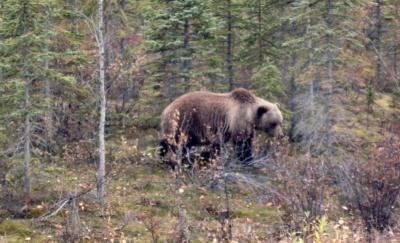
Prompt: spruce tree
<box><xmin>144</xmin><ymin>0</ymin><xmax>221</xmax><ymax>98</ymax></box>
<box><xmin>285</xmin><ymin>0</ymin><xmax>368</xmax><ymax>154</ymax></box>
<box><xmin>0</xmin><ymin>0</ymin><xmax>74</xmax><ymax>198</ymax></box>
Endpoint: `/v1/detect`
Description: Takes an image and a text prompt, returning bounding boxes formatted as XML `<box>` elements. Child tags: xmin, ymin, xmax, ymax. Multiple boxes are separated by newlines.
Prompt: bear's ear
<box><xmin>257</xmin><ymin>106</ymin><xmax>269</xmax><ymax>118</ymax></box>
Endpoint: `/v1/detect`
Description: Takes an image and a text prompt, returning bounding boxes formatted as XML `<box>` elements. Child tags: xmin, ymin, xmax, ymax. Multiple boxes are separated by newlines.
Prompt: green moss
<box><xmin>122</xmin><ymin>223</ymin><xmax>149</xmax><ymax>237</ymax></box>
<box><xmin>233</xmin><ymin>206</ymin><xmax>281</xmax><ymax>224</ymax></box>
<box><xmin>43</xmin><ymin>165</ymin><xmax>64</xmax><ymax>174</ymax></box>
<box><xmin>353</xmin><ymin>128</ymin><xmax>382</xmax><ymax>141</ymax></box>
<box><xmin>0</xmin><ymin>220</ymin><xmax>33</xmax><ymax>237</ymax></box>
<box><xmin>134</xmin><ymin>114</ymin><xmax>160</xmax><ymax>129</ymax></box>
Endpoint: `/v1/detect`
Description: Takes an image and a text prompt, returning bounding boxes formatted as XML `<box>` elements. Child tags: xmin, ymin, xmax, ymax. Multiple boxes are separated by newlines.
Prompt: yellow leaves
<box><xmin>375</xmin><ymin>94</ymin><xmax>395</xmax><ymax>111</ymax></box>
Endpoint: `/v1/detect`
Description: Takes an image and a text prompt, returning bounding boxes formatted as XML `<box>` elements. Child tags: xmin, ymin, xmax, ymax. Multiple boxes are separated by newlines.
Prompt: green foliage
<box><xmin>250</xmin><ymin>62</ymin><xmax>284</xmax><ymax>101</ymax></box>
<box><xmin>367</xmin><ymin>85</ymin><xmax>376</xmax><ymax>110</ymax></box>
<box><xmin>239</xmin><ymin>0</ymin><xmax>288</xmax><ymax>70</ymax></box>
<box><xmin>392</xmin><ymin>88</ymin><xmax>400</xmax><ymax>107</ymax></box>
<box><xmin>0</xmin><ymin>0</ymin><xmax>88</xmax><ymax>200</ymax></box>
<box><xmin>144</xmin><ymin>0</ymin><xmax>223</xmax><ymax>95</ymax></box>
<box><xmin>133</xmin><ymin>113</ymin><xmax>161</xmax><ymax>129</ymax></box>
<box><xmin>1</xmin><ymin>0</ymin><xmax>400</xmax><ymax>241</ymax></box>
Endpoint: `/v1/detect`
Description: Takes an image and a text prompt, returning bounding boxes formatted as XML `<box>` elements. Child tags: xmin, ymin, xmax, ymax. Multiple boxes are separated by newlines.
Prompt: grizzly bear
<box><xmin>159</xmin><ymin>88</ymin><xmax>283</xmax><ymax>167</ymax></box>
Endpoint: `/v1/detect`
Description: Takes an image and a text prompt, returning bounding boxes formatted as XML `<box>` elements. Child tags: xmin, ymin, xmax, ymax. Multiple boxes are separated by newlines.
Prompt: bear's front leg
<box><xmin>159</xmin><ymin>139</ymin><xmax>179</xmax><ymax>169</ymax></box>
<box><xmin>234</xmin><ymin>138</ymin><xmax>253</xmax><ymax>165</ymax></box>
<box><xmin>200</xmin><ymin>143</ymin><xmax>221</xmax><ymax>163</ymax></box>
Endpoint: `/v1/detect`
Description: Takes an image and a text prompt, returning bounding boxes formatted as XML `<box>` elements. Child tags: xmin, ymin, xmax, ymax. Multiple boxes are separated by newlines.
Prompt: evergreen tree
<box><xmin>0</xmin><ymin>0</ymin><xmax>74</xmax><ymax>198</ymax></box>
<box><xmin>286</xmin><ymin>0</ymin><xmax>368</xmax><ymax>155</ymax></box>
<box><xmin>144</xmin><ymin>0</ymin><xmax>222</xmax><ymax>99</ymax></box>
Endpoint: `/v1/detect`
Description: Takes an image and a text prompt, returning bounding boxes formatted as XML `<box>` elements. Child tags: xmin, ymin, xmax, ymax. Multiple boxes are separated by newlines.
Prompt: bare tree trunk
<box><xmin>226</xmin><ymin>0</ymin><xmax>234</xmax><ymax>90</ymax></box>
<box><xmin>97</xmin><ymin>0</ymin><xmax>107</xmax><ymax>209</ymax></box>
<box><xmin>394</xmin><ymin>43</ymin><xmax>398</xmax><ymax>80</ymax></box>
<box><xmin>119</xmin><ymin>0</ymin><xmax>128</xmax><ymax>113</ymax></box>
<box><xmin>257</xmin><ymin>0</ymin><xmax>263</xmax><ymax>65</ymax></box>
<box><xmin>24</xmin><ymin>79</ymin><xmax>31</xmax><ymax>198</ymax></box>
<box><xmin>288</xmin><ymin>55</ymin><xmax>298</xmax><ymax>143</ymax></box>
<box><xmin>45</xmin><ymin>68</ymin><xmax>53</xmax><ymax>153</ymax></box>
<box><xmin>183</xmin><ymin>18</ymin><xmax>192</xmax><ymax>88</ymax></box>
<box><xmin>393</xmin><ymin>4</ymin><xmax>398</xmax><ymax>81</ymax></box>
<box><xmin>44</xmin><ymin>8</ymin><xmax>53</xmax><ymax>153</ymax></box>
<box><xmin>306</xmin><ymin>17</ymin><xmax>316</xmax><ymax>153</ymax></box>
<box><xmin>175</xmin><ymin>151</ymin><xmax>190</xmax><ymax>242</ymax></box>
<box><xmin>325</xmin><ymin>0</ymin><xmax>334</xmax><ymax>158</ymax></box>
<box><xmin>374</xmin><ymin>0</ymin><xmax>383</xmax><ymax>89</ymax></box>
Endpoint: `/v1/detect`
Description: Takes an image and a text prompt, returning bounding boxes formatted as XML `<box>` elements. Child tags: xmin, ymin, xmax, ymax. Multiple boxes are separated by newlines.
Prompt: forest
<box><xmin>1</xmin><ymin>0</ymin><xmax>400</xmax><ymax>242</ymax></box>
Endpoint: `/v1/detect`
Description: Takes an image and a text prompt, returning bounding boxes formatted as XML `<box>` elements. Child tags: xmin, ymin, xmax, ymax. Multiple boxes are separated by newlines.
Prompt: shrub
<box><xmin>268</xmin><ymin>147</ymin><xmax>327</xmax><ymax>236</ymax></box>
<box><xmin>341</xmin><ymin>140</ymin><xmax>400</xmax><ymax>232</ymax></box>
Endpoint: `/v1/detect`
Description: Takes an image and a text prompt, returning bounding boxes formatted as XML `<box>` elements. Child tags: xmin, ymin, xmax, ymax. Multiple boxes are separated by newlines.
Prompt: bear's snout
<box><xmin>275</xmin><ymin>126</ymin><xmax>284</xmax><ymax>139</ymax></box>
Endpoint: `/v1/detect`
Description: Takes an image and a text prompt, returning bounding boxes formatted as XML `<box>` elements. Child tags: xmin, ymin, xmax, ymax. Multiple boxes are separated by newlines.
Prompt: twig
<box><xmin>36</xmin><ymin>169</ymin><xmax>115</xmax><ymax>221</ymax></box>
<box><xmin>36</xmin><ymin>184</ymin><xmax>95</xmax><ymax>222</ymax></box>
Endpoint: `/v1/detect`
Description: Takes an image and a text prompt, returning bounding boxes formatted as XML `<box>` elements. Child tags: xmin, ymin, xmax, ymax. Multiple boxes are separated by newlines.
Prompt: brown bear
<box><xmin>159</xmin><ymin>88</ymin><xmax>283</xmax><ymax>167</ymax></box>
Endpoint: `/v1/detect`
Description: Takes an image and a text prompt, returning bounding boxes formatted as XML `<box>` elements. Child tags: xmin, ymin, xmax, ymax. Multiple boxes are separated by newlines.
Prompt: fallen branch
<box><xmin>36</xmin><ymin>184</ymin><xmax>95</xmax><ymax>222</ymax></box>
<box><xmin>36</xmin><ymin>169</ymin><xmax>115</xmax><ymax>221</ymax></box>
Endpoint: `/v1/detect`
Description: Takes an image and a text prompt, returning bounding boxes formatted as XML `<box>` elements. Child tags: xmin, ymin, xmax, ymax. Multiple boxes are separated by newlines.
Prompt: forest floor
<box><xmin>1</xmin><ymin>92</ymin><xmax>400</xmax><ymax>242</ymax></box>
<box><xmin>0</xmin><ymin>157</ymin><xmax>285</xmax><ymax>242</ymax></box>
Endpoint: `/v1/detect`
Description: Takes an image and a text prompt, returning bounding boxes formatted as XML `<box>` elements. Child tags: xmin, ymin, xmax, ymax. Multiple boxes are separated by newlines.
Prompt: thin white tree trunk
<box><xmin>306</xmin><ymin>16</ymin><xmax>315</xmax><ymax>153</ymax></box>
<box><xmin>24</xmin><ymin>79</ymin><xmax>31</xmax><ymax>198</ymax></box>
<box><xmin>325</xmin><ymin>0</ymin><xmax>334</xmax><ymax>158</ymax></box>
<box><xmin>45</xmin><ymin>73</ymin><xmax>53</xmax><ymax>149</ymax></box>
<box><xmin>44</xmin><ymin>8</ymin><xmax>53</xmax><ymax>153</ymax></box>
<box><xmin>226</xmin><ymin>0</ymin><xmax>234</xmax><ymax>90</ymax></box>
<box><xmin>97</xmin><ymin>0</ymin><xmax>106</xmax><ymax>209</ymax></box>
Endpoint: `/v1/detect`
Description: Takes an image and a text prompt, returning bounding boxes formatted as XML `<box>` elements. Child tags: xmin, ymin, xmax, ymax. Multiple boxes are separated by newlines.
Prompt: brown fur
<box><xmin>160</xmin><ymin>88</ymin><xmax>283</xmax><ymax>166</ymax></box>
<box><xmin>230</xmin><ymin>88</ymin><xmax>256</xmax><ymax>103</ymax></box>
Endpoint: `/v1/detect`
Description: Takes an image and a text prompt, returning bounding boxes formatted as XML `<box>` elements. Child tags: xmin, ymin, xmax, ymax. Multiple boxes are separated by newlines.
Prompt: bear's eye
<box><xmin>270</xmin><ymin>123</ymin><xmax>277</xmax><ymax>128</ymax></box>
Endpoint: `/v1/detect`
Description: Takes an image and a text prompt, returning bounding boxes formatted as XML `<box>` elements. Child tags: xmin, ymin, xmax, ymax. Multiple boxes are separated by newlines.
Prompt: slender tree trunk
<box><xmin>44</xmin><ymin>8</ymin><xmax>53</xmax><ymax>153</ymax></box>
<box><xmin>394</xmin><ymin>44</ymin><xmax>398</xmax><ymax>80</ymax></box>
<box><xmin>226</xmin><ymin>0</ymin><xmax>234</xmax><ymax>90</ymax></box>
<box><xmin>394</xmin><ymin>5</ymin><xmax>399</xmax><ymax>80</ymax></box>
<box><xmin>21</xmin><ymin>2</ymin><xmax>31</xmax><ymax>199</ymax></box>
<box><xmin>257</xmin><ymin>0</ymin><xmax>263</xmax><ymax>65</ymax></box>
<box><xmin>307</xmin><ymin>17</ymin><xmax>316</xmax><ymax>152</ymax></box>
<box><xmin>24</xmin><ymin>79</ymin><xmax>31</xmax><ymax>198</ymax></box>
<box><xmin>325</xmin><ymin>0</ymin><xmax>334</xmax><ymax>158</ymax></box>
<box><xmin>45</xmin><ymin>67</ymin><xmax>53</xmax><ymax>152</ymax></box>
<box><xmin>97</xmin><ymin>0</ymin><xmax>107</xmax><ymax>209</ymax></box>
<box><xmin>175</xmin><ymin>152</ymin><xmax>190</xmax><ymax>242</ymax></box>
<box><xmin>119</xmin><ymin>0</ymin><xmax>128</xmax><ymax>113</ymax></box>
<box><xmin>307</xmin><ymin>18</ymin><xmax>314</xmax><ymax>100</ymax></box>
<box><xmin>288</xmin><ymin>55</ymin><xmax>298</xmax><ymax>143</ymax></box>
<box><xmin>183</xmin><ymin>18</ymin><xmax>192</xmax><ymax>88</ymax></box>
<box><xmin>374</xmin><ymin>0</ymin><xmax>383</xmax><ymax>89</ymax></box>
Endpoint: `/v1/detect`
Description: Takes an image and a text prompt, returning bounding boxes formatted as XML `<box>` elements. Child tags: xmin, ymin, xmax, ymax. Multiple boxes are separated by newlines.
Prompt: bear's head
<box><xmin>255</xmin><ymin>100</ymin><xmax>283</xmax><ymax>138</ymax></box>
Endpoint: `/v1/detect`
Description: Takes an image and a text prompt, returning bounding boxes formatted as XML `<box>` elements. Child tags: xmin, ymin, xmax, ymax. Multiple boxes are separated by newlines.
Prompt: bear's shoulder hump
<box><xmin>230</xmin><ymin>88</ymin><xmax>256</xmax><ymax>103</ymax></box>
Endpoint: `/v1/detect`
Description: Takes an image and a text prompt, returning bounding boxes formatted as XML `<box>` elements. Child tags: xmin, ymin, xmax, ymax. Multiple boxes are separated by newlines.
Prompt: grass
<box><xmin>0</xmin><ymin>220</ymin><xmax>32</xmax><ymax>237</ymax></box>
<box><xmin>0</xmin><ymin>157</ymin><xmax>284</xmax><ymax>242</ymax></box>
<box><xmin>1</xmin><ymin>91</ymin><xmax>399</xmax><ymax>242</ymax></box>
